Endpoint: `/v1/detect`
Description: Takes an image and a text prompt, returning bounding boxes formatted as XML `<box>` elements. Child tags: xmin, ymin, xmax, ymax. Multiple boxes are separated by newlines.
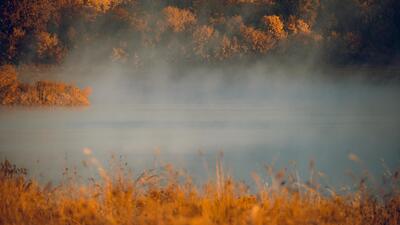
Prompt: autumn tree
<box><xmin>0</xmin><ymin>0</ymin><xmax>60</xmax><ymax>62</ymax></box>
<box><xmin>163</xmin><ymin>6</ymin><xmax>197</xmax><ymax>32</ymax></box>
<box><xmin>193</xmin><ymin>25</ymin><xmax>216</xmax><ymax>59</ymax></box>
<box><xmin>262</xmin><ymin>15</ymin><xmax>287</xmax><ymax>40</ymax></box>
<box><xmin>36</xmin><ymin>32</ymin><xmax>65</xmax><ymax>63</ymax></box>
<box><xmin>287</xmin><ymin>16</ymin><xmax>311</xmax><ymax>35</ymax></box>
<box><xmin>241</xmin><ymin>26</ymin><xmax>275</xmax><ymax>54</ymax></box>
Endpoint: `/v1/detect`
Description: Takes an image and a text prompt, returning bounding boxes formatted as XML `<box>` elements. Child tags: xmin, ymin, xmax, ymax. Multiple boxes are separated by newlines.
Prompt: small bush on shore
<box><xmin>0</xmin><ymin>65</ymin><xmax>90</xmax><ymax>106</ymax></box>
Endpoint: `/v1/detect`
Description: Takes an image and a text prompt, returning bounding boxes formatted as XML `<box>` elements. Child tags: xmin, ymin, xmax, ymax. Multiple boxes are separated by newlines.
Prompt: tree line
<box><xmin>0</xmin><ymin>0</ymin><xmax>399</xmax><ymax>66</ymax></box>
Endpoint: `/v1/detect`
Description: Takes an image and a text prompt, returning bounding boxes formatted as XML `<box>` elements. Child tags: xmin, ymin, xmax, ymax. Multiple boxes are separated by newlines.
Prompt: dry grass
<box><xmin>0</xmin><ymin>152</ymin><xmax>398</xmax><ymax>225</ymax></box>
<box><xmin>0</xmin><ymin>65</ymin><xmax>90</xmax><ymax>106</ymax></box>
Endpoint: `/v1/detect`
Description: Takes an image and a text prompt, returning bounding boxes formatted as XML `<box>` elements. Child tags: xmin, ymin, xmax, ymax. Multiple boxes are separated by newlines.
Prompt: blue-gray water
<box><xmin>1</xmin><ymin>100</ymin><xmax>399</xmax><ymax>187</ymax></box>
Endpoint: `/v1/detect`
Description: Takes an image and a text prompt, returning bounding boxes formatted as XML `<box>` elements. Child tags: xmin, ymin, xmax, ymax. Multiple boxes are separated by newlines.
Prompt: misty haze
<box><xmin>1</xmin><ymin>64</ymin><xmax>399</xmax><ymax>186</ymax></box>
<box><xmin>0</xmin><ymin>1</ymin><xmax>399</xmax><ymax>224</ymax></box>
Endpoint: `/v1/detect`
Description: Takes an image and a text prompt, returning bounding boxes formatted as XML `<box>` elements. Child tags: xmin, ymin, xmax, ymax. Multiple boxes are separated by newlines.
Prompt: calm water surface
<box><xmin>1</xmin><ymin>101</ymin><xmax>399</xmax><ymax>187</ymax></box>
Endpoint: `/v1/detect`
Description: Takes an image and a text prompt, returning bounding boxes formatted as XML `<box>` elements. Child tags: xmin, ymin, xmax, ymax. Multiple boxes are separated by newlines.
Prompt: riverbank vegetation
<box><xmin>0</xmin><ymin>156</ymin><xmax>399</xmax><ymax>225</ymax></box>
<box><xmin>1</xmin><ymin>0</ymin><xmax>399</xmax><ymax>67</ymax></box>
<box><xmin>0</xmin><ymin>64</ymin><xmax>90</xmax><ymax>106</ymax></box>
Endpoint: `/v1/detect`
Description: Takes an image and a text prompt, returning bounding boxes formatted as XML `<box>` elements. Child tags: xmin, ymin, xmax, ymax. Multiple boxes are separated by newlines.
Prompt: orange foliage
<box><xmin>288</xmin><ymin>17</ymin><xmax>312</xmax><ymax>35</ymax></box>
<box><xmin>1</xmin><ymin>0</ymin><xmax>397</xmax><ymax>65</ymax></box>
<box><xmin>0</xmin><ymin>65</ymin><xmax>90</xmax><ymax>106</ymax></box>
<box><xmin>216</xmin><ymin>35</ymin><xmax>243</xmax><ymax>60</ymax></box>
<box><xmin>163</xmin><ymin>6</ymin><xmax>197</xmax><ymax>32</ymax></box>
<box><xmin>241</xmin><ymin>26</ymin><xmax>275</xmax><ymax>53</ymax></box>
<box><xmin>0</xmin><ymin>65</ymin><xmax>18</xmax><ymax>90</ymax></box>
<box><xmin>193</xmin><ymin>25</ymin><xmax>216</xmax><ymax>59</ymax></box>
<box><xmin>0</xmin><ymin>1</ymin><xmax>323</xmax><ymax>64</ymax></box>
<box><xmin>262</xmin><ymin>15</ymin><xmax>287</xmax><ymax>40</ymax></box>
<box><xmin>36</xmin><ymin>32</ymin><xmax>65</xmax><ymax>63</ymax></box>
<box><xmin>0</xmin><ymin>65</ymin><xmax>19</xmax><ymax>105</ymax></box>
<box><xmin>0</xmin><ymin>158</ymin><xmax>399</xmax><ymax>225</ymax></box>
<box><xmin>86</xmin><ymin>0</ymin><xmax>122</xmax><ymax>12</ymax></box>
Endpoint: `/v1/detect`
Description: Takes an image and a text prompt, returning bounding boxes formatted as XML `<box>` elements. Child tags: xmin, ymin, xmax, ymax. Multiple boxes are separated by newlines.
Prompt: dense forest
<box><xmin>0</xmin><ymin>0</ymin><xmax>399</xmax><ymax>67</ymax></box>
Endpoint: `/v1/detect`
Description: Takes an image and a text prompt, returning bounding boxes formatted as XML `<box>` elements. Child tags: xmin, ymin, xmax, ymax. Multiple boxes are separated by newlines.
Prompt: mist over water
<box><xmin>1</xmin><ymin>63</ymin><xmax>400</xmax><ymax>187</ymax></box>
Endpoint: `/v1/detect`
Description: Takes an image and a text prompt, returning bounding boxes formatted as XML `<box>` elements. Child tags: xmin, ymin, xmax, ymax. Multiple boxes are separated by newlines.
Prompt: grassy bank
<box><xmin>0</xmin><ymin>154</ymin><xmax>398</xmax><ymax>225</ymax></box>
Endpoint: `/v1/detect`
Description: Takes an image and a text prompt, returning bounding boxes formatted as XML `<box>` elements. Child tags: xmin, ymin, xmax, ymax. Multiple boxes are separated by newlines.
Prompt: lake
<box><xmin>1</xmin><ymin>75</ymin><xmax>400</xmax><ymax>187</ymax></box>
<box><xmin>1</xmin><ymin>103</ymin><xmax>399</xmax><ymax>187</ymax></box>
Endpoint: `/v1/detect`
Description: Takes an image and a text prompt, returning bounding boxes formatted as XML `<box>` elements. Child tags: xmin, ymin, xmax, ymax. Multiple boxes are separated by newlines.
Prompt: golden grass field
<box><xmin>0</xmin><ymin>149</ymin><xmax>399</xmax><ymax>225</ymax></box>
